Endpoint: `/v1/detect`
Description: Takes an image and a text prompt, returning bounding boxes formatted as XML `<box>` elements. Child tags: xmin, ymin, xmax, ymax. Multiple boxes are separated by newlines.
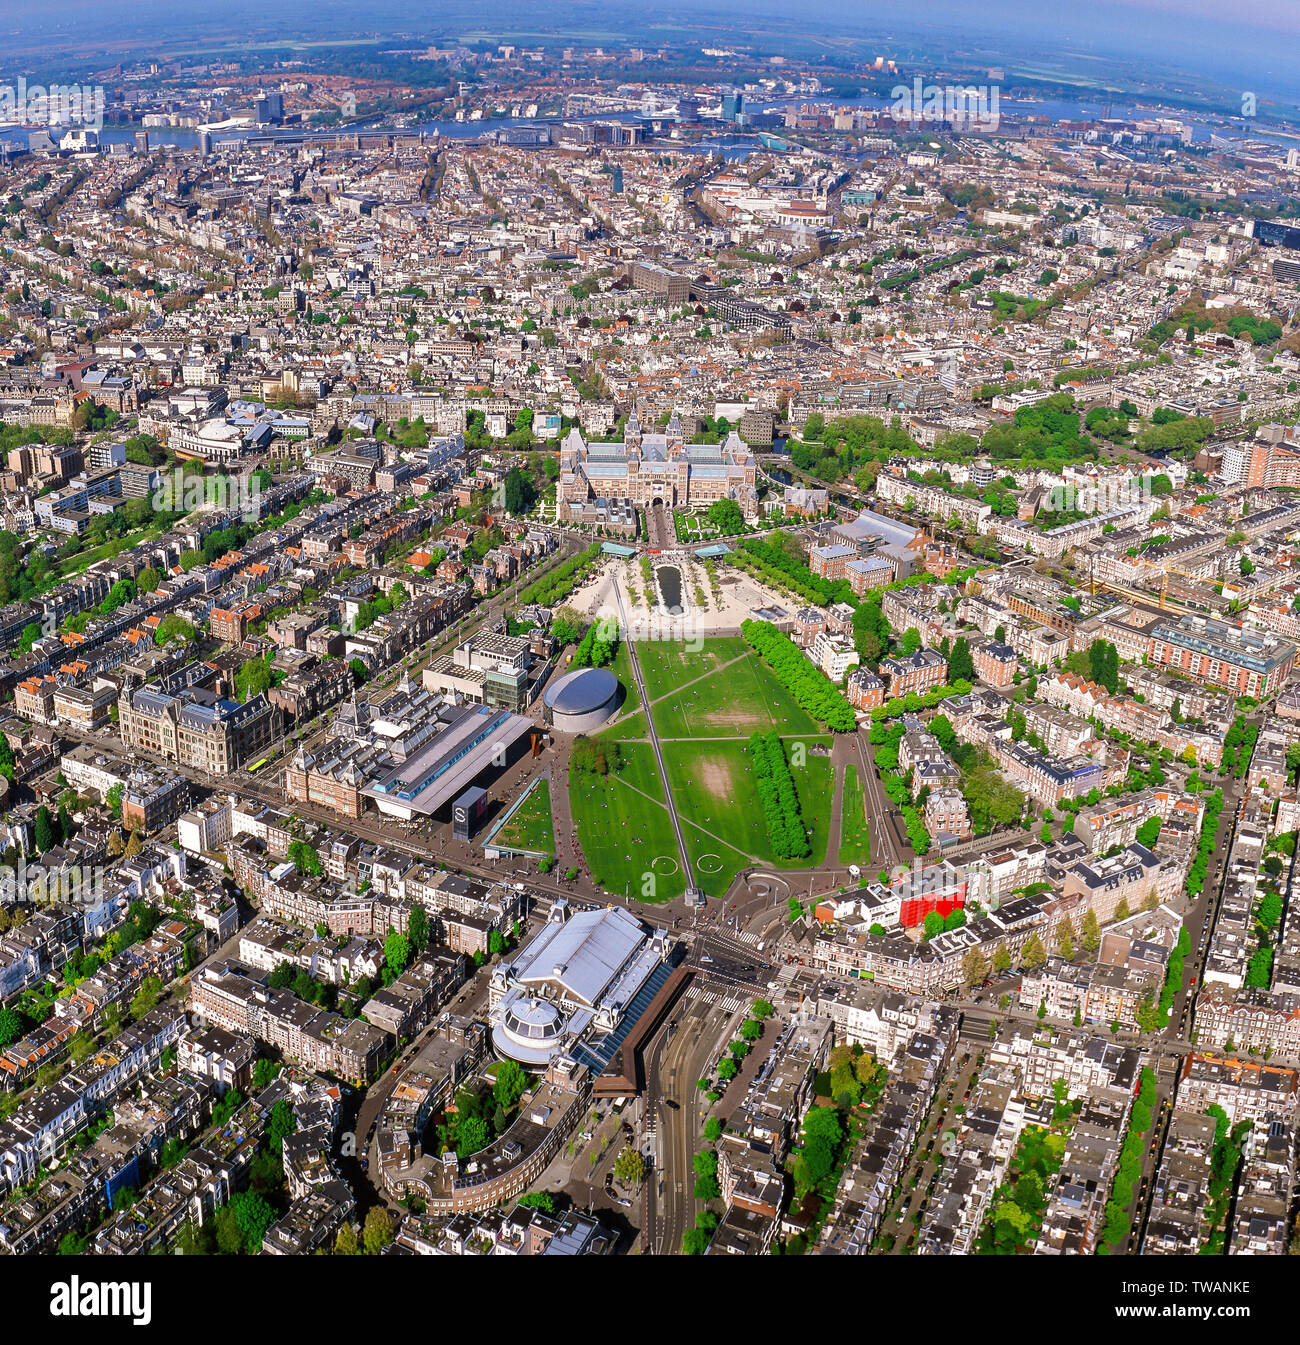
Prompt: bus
<box><xmin>247</xmin><ymin>757</ymin><xmax>269</xmax><ymax>773</ymax></box>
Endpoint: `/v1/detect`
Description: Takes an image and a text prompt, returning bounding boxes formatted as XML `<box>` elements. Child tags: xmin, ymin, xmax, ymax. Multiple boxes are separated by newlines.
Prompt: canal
<box><xmin>656</xmin><ymin>565</ymin><xmax>684</xmax><ymax>615</ymax></box>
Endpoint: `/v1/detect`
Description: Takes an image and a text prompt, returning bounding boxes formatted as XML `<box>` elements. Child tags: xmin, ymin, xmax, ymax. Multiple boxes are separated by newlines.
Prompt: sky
<box><xmin>0</xmin><ymin>0</ymin><xmax>1295</xmax><ymax>102</ymax></box>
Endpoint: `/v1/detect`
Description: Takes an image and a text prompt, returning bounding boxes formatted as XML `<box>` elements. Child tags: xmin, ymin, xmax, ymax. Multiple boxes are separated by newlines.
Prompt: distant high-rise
<box><xmin>611</xmin><ymin>164</ymin><xmax>623</xmax><ymax>194</ymax></box>
<box><xmin>198</xmin><ymin>130</ymin><xmax>213</xmax><ymax>157</ymax></box>
<box><xmin>720</xmin><ymin>88</ymin><xmax>743</xmax><ymax>123</ymax></box>
<box><xmin>256</xmin><ymin>91</ymin><xmax>284</xmax><ymax>124</ymax></box>
<box><xmin>133</xmin><ymin>130</ymin><xmax>149</xmax><ymax>154</ymax></box>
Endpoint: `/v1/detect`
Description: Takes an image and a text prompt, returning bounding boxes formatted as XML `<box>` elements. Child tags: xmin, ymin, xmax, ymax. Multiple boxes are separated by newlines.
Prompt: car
<box><xmin>664</xmin><ymin>1098</ymin><xmax>680</xmax><ymax>1111</ymax></box>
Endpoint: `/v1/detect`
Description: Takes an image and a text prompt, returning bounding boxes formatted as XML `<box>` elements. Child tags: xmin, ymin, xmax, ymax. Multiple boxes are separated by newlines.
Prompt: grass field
<box><xmin>663</xmin><ymin>736</ymin><xmax>834</xmax><ymax>874</ymax></box>
<box><xmin>606</xmin><ymin>641</ymin><xmax>642</xmax><ymax>717</ymax></box>
<box><xmin>569</xmin><ymin>638</ymin><xmax>840</xmax><ymax>904</ymax></box>
<box><xmin>491</xmin><ymin>780</ymin><xmax>555</xmax><ymax>856</ymax></box>
<box><xmin>651</xmin><ymin>653</ymin><xmax>822</xmax><ymax>740</ymax></box>
<box><xmin>838</xmin><ymin>764</ymin><xmax>871</xmax><ymax>868</ymax></box>
<box><xmin>569</xmin><ymin>766</ymin><xmax>684</xmax><ymax>903</ymax></box>
<box><xmin>635</xmin><ymin>636</ymin><xmax>748</xmax><ymax>705</ymax></box>
<box><xmin>600</xmin><ymin>709</ymin><xmax>646</xmax><ymax>740</ymax></box>
<box><xmin>664</xmin><ymin>739</ymin><xmax>773</xmax><ymax>858</ymax></box>
<box><xmin>682</xmin><ymin>821</ymin><xmax>754</xmax><ymax>900</ymax></box>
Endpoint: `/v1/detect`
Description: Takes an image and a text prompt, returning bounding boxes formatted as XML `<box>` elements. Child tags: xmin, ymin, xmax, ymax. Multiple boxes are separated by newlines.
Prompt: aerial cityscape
<box><xmin>0</xmin><ymin>0</ymin><xmax>1298</xmax><ymax>1298</ymax></box>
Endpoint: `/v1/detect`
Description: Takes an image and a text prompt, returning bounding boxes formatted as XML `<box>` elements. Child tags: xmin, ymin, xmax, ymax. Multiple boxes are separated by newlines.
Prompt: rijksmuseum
<box><xmin>555</xmin><ymin>410</ymin><xmax>760</xmax><ymax>521</ymax></box>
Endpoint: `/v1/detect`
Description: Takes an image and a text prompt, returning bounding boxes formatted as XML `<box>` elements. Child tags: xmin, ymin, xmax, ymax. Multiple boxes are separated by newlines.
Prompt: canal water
<box><xmin>656</xmin><ymin>565</ymin><xmax>684</xmax><ymax>616</ymax></box>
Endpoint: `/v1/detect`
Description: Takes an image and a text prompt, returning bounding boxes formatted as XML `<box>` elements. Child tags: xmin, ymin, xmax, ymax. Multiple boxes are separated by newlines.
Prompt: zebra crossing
<box><xmin>694</xmin><ymin>988</ymin><xmax>748</xmax><ymax>1015</ymax></box>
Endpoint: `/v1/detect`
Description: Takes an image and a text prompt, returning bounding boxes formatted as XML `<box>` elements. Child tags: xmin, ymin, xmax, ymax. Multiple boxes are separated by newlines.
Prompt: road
<box><xmin>643</xmin><ymin>976</ymin><xmax>751</xmax><ymax>1254</ymax></box>
<box><xmin>850</xmin><ymin>728</ymin><xmax>906</xmax><ymax>869</ymax></box>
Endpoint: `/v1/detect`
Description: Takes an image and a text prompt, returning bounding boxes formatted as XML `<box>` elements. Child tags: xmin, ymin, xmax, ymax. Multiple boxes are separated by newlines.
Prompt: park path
<box><xmin>613</xmin><ymin>579</ymin><xmax>697</xmax><ymax>894</ymax></box>
<box><xmin>824</xmin><ymin>753</ymin><xmax>848</xmax><ymax>870</ymax></box>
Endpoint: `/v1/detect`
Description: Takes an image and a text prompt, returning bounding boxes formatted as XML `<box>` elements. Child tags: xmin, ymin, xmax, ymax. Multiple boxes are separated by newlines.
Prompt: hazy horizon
<box><xmin>0</xmin><ymin>0</ymin><xmax>1294</xmax><ymax>103</ymax></box>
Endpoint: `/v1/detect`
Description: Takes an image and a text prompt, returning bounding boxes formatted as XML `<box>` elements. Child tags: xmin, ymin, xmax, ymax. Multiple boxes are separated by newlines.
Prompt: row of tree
<box><xmin>748</xmin><ymin>732</ymin><xmax>810</xmax><ymax>860</ymax></box>
<box><xmin>741</xmin><ymin>620</ymin><xmax>856</xmax><ymax>732</ymax></box>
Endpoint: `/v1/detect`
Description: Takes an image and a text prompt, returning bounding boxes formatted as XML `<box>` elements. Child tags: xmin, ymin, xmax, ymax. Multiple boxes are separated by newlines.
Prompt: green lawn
<box><xmin>651</xmin><ymin>651</ymin><xmax>822</xmax><ymax>740</ymax></box>
<box><xmin>600</xmin><ymin>709</ymin><xmax>646</xmax><ymax>740</ymax></box>
<box><xmin>838</xmin><ymin>764</ymin><xmax>871</xmax><ymax>868</ymax></box>
<box><xmin>682</xmin><ymin>820</ymin><xmax>754</xmax><ymax>898</ymax></box>
<box><xmin>664</xmin><ymin>736</ymin><xmax>834</xmax><ymax>869</ymax></box>
<box><xmin>491</xmin><ymin>779</ymin><xmax>555</xmax><ymax>855</ymax></box>
<box><xmin>606</xmin><ymin>641</ymin><xmax>641</xmax><ymax>717</ymax></box>
<box><xmin>635</xmin><ymin>636</ymin><xmax>748</xmax><ymax>705</ymax></box>
<box><xmin>611</xmin><ymin>740</ymin><xmax>669</xmax><ymax>800</ymax></box>
<box><xmin>569</xmin><ymin>766</ymin><xmax>684</xmax><ymax>903</ymax></box>
<box><xmin>571</xmin><ymin>638</ymin><xmax>839</xmax><ymax>905</ymax></box>
<box><xmin>664</xmin><ymin>739</ymin><xmax>775</xmax><ymax>858</ymax></box>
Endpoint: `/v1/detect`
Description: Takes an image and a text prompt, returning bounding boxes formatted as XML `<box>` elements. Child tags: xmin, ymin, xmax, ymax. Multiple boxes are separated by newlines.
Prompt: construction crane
<box><xmin>1157</xmin><ymin>559</ymin><xmax>1217</xmax><ymax>611</ymax></box>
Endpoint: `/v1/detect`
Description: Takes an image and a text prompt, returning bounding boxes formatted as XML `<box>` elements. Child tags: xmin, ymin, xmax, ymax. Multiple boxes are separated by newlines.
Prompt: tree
<box><xmin>384</xmin><ymin>927</ymin><xmax>411</xmax><ymax>979</ymax></box>
<box><xmin>1019</xmin><ymin>933</ymin><xmax>1047</xmax><ymax>970</ymax></box>
<box><xmin>962</xmin><ymin>946</ymin><xmax>991</xmax><ymax>989</ymax></box>
<box><xmin>228</xmin><ymin>1190</ymin><xmax>276</xmax><ymax>1254</ymax></box>
<box><xmin>234</xmin><ymin>655</ymin><xmax>273</xmax><ymax>702</ymax></box>
<box><xmin>334</xmin><ymin>1223</ymin><xmax>359</xmax><ymax>1255</ymax></box>
<box><xmin>408</xmin><ymin>904</ymin><xmax>429</xmax><ymax>952</ymax></box>
<box><xmin>34</xmin><ymin>804</ymin><xmax>54</xmax><ymax>853</ymax></box>
<box><xmin>493</xmin><ymin>1058</ymin><xmax>529</xmax><ymax>1111</ymax></box>
<box><xmin>614</xmin><ymin>1144</ymin><xmax>646</xmax><ymax>1186</ymax></box>
<box><xmin>948</xmin><ymin>637</ymin><xmax>976</xmax><ymax>682</ymax></box>
<box><xmin>287</xmin><ymin>840</ymin><xmax>322</xmax><ymax>875</ymax></box>
<box><xmin>706</xmin><ymin>499</ymin><xmax>745</xmax><ymax>534</ymax></box>
<box><xmin>0</xmin><ymin>731</ymin><xmax>14</xmax><ymax>783</ymax></box>
<box><xmin>0</xmin><ymin>1007</ymin><xmax>22</xmax><ymax>1048</ymax></box>
<box><xmin>457</xmin><ymin>1115</ymin><xmax>489</xmax><ymax>1156</ymax></box>
<box><xmin>267</xmin><ymin>1099</ymin><xmax>297</xmax><ymax>1153</ymax></box>
<box><xmin>794</xmin><ymin>1106</ymin><xmax>842</xmax><ymax>1191</ymax></box>
<box><xmin>129</xmin><ymin>974</ymin><xmax>163</xmax><ymax>1020</ymax></box>
<box><xmin>1080</xmin><ymin>908</ymin><xmax>1101</xmax><ymax>953</ymax></box>
<box><xmin>362</xmin><ymin>1206</ymin><xmax>393</xmax><ymax>1255</ymax></box>
<box><xmin>1056</xmin><ymin>923</ymin><xmax>1075</xmax><ymax>960</ymax></box>
<box><xmin>992</xmin><ymin>945</ymin><xmax>1012</xmax><ymax>975</ymax></box>
<box><xmin>252</xmin><ymin>1058</ymin><xmax>281</xmax><ymax>1089</ymax></box>
<box><xmin>503</xmin><ymin>466</ymin><xmax>538</xmax><ymax>516</ymax></box>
